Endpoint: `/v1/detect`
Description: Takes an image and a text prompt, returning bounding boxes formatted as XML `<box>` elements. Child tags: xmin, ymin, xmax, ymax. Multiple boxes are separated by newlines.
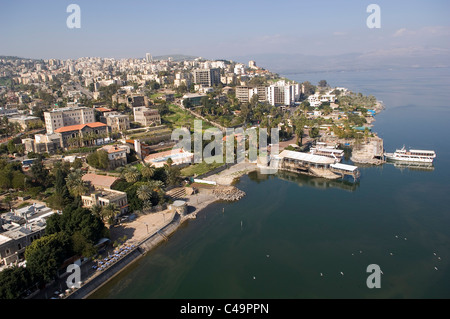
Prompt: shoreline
<box><xmin>72</xmin><ymin>163</ymin><xmax>256</xmax><ymax>299</ymax></box>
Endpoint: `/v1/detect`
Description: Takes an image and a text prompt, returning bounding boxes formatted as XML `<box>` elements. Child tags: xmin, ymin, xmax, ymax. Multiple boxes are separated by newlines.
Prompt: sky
<box><xmin>1</xmin><ymin>0</ymin><xmax>450</xmax><ymax>62</ymax></box>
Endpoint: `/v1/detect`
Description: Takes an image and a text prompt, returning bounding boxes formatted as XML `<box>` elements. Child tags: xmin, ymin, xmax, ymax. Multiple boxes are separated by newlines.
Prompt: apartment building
<box><xmin>104</xmin><ymin>112</ymin><xmax>130</xmax><ymax>132</ymax></box>
<box><xmin>235</xmin><ymin>86</ymin><xmax>267</xmax><ymax>103</ymax></box>
<box><xmin>44</xmin><ymin>106</ymin><xmax>95</xmax><ymax>134</ymax></box>
<box><xmin>133</xmin><ymin>107</ymin><xmax>161</xmax><ymax>127</ymax></box>
<box><xmin>193</xmin><ymin>68</ymin><xmax>221</xmax><ymax>87</ymax></box>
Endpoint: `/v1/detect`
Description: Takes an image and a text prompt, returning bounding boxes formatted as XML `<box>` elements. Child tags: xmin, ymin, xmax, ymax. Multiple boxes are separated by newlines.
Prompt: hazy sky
<box><xmin>1</xmin><ymin>0</ymin><xmax>449</xmax><ymax>60</ymax></box>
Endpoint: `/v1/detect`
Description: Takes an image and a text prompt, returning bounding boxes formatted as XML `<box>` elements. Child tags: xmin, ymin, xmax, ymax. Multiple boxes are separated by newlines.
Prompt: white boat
<box><xmin>384</xmin><ymin>146</ymin><xmax>436</xmax><ymax>163</ymax></box>
<box><xmin>310</xmin><ymin>147</ymin><xmax>344</xmax><ymax>162</ymax></box>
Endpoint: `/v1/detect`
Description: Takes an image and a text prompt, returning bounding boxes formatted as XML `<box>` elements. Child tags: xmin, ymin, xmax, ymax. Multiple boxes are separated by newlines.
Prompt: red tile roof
<box><xmin>95</xmin><ymin>107</ymin><xmax>112</xmax><ymax>112</ymax></box>
<box><xmin>54</xmin><ymin>122</ymin><xmax>107</xmax><ymax>133</ymax></box>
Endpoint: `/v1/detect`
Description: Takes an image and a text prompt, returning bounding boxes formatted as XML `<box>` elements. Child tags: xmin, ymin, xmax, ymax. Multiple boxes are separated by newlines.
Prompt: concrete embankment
<box><xmin>66</xmin><ymin>248</ymin><xmax>143</xmax><ymax>299</ymax></box>
<box><xmin>67</xmin><ymin>213</ymin><xmax>183</xmax><ymax>299</ymax></box>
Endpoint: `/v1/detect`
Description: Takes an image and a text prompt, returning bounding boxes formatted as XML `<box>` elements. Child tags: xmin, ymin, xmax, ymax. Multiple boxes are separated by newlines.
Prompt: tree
<box><xmin>136</xmin><ymin>184</ymin><xmax>152</xmax><ymax>202</ymax></box>
<box><xmin>31</xmin><ymin>157</ymin><xmax>49</xmax><ymax>187</ymax></box>
<box><xmin>301</xmin><ymin>81</ymin><xmax>315</xmax><ymax>96</ymax></box>
<box><xmin>101</xmin><ymin>204</ymin><xmax>120</xmax><ymax>224</ymax></box>
<box><xmin>47</xmin><ymin>167</ymin><xmax>72</xmax><ymax>210</ymax></box>
<box><xmin>25</xmin><ymin>232</ymin><xmax>73</xmax><ymax>284</ymax></box>
<box><xmin>0</xmin><ymin>266</ymin><xmax>32</xmax><ymax>299</ymax></box>
<box><xmin>87</xmin><ymin>150</ymin><xmax>109</xmax><ymax>170</ymax></box>
<box><xmin>121</xmin><ymin>166</ymin><xmax>141</xmax><ymax>183</ymax></box>
<box><xmin>65</xmin><ymin>169</ymin><xmax>88</xmax><ymax>198</ymax></box>
<box><xmin>90</xmin><ymin>204</ymin><xmax>102</xmax><ymax>219</ymax></box>
<box><xmin>141</xmin><ymin>163</ymin><xmax>155</xmax><ymax>180</ymax></box>
<box><xmin>295</xmin><ymin>126</ymin><xmax>304</xmax><ymax>146</ymax></box>
<box><xmin>318</xmin><ymin>80</ymin><xmax>328</xmax><ymax>87</ymax></box>
<box><xmin>309</xmin><ymin>127</ymin><xmax>320</xmax><ymax>139</ymax></box>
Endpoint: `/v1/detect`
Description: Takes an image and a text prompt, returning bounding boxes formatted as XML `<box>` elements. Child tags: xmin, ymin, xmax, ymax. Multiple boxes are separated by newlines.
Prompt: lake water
<box><xmin>90</xmin><ymin>67</ymin><xmax>450</xmax><ymax>299</ymax></box>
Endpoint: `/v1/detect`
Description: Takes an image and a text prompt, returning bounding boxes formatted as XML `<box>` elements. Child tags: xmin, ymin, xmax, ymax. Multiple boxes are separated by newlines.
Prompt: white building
<box><xmin>266</xmin><ymin>81</ymin><xmax>300</xmax><ymax>106</ymax></box>
<box><xmin>44</xmin><ymin>106</ymin><xmax>95</xmax><ymax>134</ymax></box>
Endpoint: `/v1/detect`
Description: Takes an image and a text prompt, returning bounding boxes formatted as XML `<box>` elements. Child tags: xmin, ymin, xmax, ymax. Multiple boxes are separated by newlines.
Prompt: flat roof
<box><xmin>330</xmin><ymin>163</ymin><xmax>359</xmax><ymax>172</ymax></box>
<box><xmin>278</xmin><ymin>150</ymin><xmax>335</xmax><ymax>165</ymax></box>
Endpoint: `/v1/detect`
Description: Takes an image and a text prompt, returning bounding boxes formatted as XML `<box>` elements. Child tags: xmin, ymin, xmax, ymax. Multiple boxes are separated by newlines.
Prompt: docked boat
<box><xmin>384</xmin><ymin>146</ymin><xmax>436</xmax><ymax>163</ymax></box>
<box><xmin>310</xmin><ymin>147</ymin><xmax>344</xmax><ymax>162</ymax></box>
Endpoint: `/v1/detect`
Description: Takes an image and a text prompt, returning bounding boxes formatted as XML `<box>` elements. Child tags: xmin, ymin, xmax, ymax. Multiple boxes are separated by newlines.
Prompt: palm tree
<box><xmin>121</xmin><ymin>166</ymin><xmax>141</xmax><ymax>183</ymax></box>
<box><xmin>141</xmin><ymin>163</ymin><xmax>155</xmax><ymax>180</ymax></box>
<box><xmin>90</xmin><ymin>204</ymin><xmax>102</xmax><ymax>219</ymax></box>
<box><xmin>136</xmin><ymin>184</ymin><xmax>152</xmax><ymax>201</ymax></box>
<box><xmin>65</xmin><ymin>169</ymin><xmax>88</xmax><ymax>197</ymax></box>
<box><xmin>101</xmin><ymin>203</ymin><xmax>120</xmax><ymax>224</ymax></box>
<box><xmin>148</xmin><ymin>180</ymin><xmax>164</xmax><ymax>192</ymax></box>
<box><xmin>295</xmin><ymin>126</ymin><xmax>304</xmax><ymax>146</ymax></box>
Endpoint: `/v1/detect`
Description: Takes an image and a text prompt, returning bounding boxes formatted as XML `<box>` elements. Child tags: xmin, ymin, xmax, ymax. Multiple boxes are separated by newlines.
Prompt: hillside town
<box><xmin>0</xmin><ymin>54</ymin><xmax>384</xmax><ymax>299</ymax></box>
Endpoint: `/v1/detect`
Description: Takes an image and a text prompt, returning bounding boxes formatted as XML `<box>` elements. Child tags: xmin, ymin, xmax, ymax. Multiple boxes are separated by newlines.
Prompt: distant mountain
<box><xmin>228</xmin><ymin>48</ymin><xmax>450</xmax><ymax>74</ymax></box>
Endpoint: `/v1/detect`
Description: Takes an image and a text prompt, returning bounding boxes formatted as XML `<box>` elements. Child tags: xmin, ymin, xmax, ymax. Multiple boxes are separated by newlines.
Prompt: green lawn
<box><xmin>162</xmin><ymin>104</ymin><xmax>214</xmax><ymax>131</ymax></box>
<box><xmin>180</xmin><ymin>156</ymin><xmax>225</xmax><ymax>177</ymax></box>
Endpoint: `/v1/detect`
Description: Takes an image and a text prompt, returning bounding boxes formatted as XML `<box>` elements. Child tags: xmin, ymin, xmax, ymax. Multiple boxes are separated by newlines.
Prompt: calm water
<box><xmin>90</xmin><ymin>67</ymin><xmax>450</xmax><ymax>299</ymax></box>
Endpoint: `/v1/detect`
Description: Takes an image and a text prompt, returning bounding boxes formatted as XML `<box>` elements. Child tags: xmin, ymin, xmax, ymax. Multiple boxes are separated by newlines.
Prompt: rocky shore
<box><xmin>212</xmin><ymin>185</ymin><xmax>246</xmax><ymax>201</ymax></box>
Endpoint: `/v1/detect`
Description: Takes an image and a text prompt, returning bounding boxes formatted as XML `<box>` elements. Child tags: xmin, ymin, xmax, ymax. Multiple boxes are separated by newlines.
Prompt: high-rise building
<box><xmin>145</xmin><ymin>53</ymin><xmax>152</xmax><ymax>63</ymax></box>
<box><xmin>193</xmin><ymin>68</ymin><xmax>221</xmax><ymax>87</ymax></box>
<box><xmin>267</xmin><ymin>81</ymin><xmax>300</xmax><ymax>106</ymax></box>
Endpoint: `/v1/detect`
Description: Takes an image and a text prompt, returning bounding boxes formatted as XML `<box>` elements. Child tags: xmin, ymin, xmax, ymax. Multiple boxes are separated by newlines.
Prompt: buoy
<box><xmin>434</xmin><ymin>267</ymin><xmax>438</xmax><ymax>271</ymax></box>
<box><xmin>340</xmin><ymin>272</ymin><xmax>344</xmax><ymax>276</ymax></box>
<box><xmin>390</xmin><ymin>252</ymin><xmax>393</xmax><ymax>256</ymax></box>
<box><xmin>320</xmin><ymin>273</ymin><xmax>323</xmax><ymax>277</ymax></box>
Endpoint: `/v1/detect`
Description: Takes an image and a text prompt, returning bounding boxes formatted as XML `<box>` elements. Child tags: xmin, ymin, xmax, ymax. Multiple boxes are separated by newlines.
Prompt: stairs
<box><xmin>166</xmin><ymin>187</ymin><xmax>186</xmax><ymax>200</ymax></box>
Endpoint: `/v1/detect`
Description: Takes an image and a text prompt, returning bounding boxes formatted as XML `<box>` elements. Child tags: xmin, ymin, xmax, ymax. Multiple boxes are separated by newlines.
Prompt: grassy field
<box><xmin>180</xmin><ymin>156</ymin><xmax>225</xmax><ymax>177</ymax></box>
<box><xmin>162</xmin><ymin>104</ymin><xmax>214</xmax><ymax>131</ymax></box>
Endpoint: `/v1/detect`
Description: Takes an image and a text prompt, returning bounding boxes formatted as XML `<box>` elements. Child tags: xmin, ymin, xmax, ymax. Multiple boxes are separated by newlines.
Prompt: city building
<box><xmin>55</xmin><ymin>122</ymin><xmax>109</xmax><ymax>148</ymax></box>
<box><xmin>0</xmin><ymin>204</ymin><xmax>55</xmax><ymax>267</ymax></box>
<box><xmin>81</xmin><ymin>189</ymin><xmax>128</xmax><ymax>216</ymax></box>
<box><xmin>103</xmin><ymin>112</ymin><xmax>130</xmax><ymax>132</ymax></box>
<box><xmin>8</xmin><ymin>115</ymin><xmax>41</xmax><ymax>130</ymax></box>
<box><xmin>182</xmin><ymin>93</ymin><xmax>206</xmax><ymax>107</ymax></box>
<box><xmin>98</xmin><ymin>144</ymin><xmax>130</xmax><ymax>169</ymax></box>
<box><xmin>144</xmin><ymin>148</ymin><xmax>194</xmax><ymax>168</ymax></box>
<box><xmin>193</xmin><ymin>68</ymin><xmax>221</xmax><ymax>87</ymax></box>
<box><xmin>44</xmin><ymin>106</ymin><xmax>95</xmax><ymax>134</ymax></box>
<box><xmin>21</xmin><ymin>133</ymin><xmax>63</xmax><ymax>154</ymax></box>
<box><xmin>81</xmin><ymin>173</ymin><xmax>119</xmax><ymax>190</ymax></box>
<box><xmin>267</xmin><ymin>81</ymin><xmax>300</xmax><ymax>106</ymax></box>
<box><xmin>133</xmin><ymin>107</ymin><xmax>161</xmax><ymax>126</ymax></box>
<box><xmin>235</xmin><ymin>86</ymin><xmax>267</xmax><ymax>103</ymax></box>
